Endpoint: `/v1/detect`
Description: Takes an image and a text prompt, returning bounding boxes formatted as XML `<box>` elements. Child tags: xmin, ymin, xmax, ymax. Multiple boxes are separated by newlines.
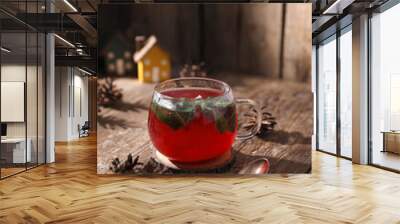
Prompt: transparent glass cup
<box><xmin>148</xmin><ymin>77</ymin><xmax>261</xmax><ymax>163</ymax></box>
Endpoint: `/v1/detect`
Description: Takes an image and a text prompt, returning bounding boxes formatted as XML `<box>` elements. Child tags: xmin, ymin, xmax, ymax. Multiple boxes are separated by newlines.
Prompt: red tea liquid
<box><xmin>148</xmin><ymin>88</ymin><xmax>237</xmax><ymax>163</ymax></box>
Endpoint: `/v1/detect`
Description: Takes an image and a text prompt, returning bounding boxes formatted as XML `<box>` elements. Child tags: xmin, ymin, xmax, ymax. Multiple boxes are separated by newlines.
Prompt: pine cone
<box><xmin>242</xmin><ymin>105</ymin><xmax>277</xmax><ymax>135</ymax></box>
<box><xmin>98</xmin><ymin>78</ymin><xmax>123</xmax><ymax>112</ymax></box>
<box><xmin>179</xmin><ymin>62</ymin><xmax>207</xmax><ymax>78</ymax></box>
<box><xmin>110</xmin><ymin>154</ymin><xmax>142</xmax><ymax>173</ymax></box>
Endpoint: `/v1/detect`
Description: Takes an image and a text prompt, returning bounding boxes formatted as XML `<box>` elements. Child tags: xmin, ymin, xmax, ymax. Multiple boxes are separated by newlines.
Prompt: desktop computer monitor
<box><xmin>1</xmin><ymin>123</ymin><xmax>7</xmax><ymax>138</ymax></box>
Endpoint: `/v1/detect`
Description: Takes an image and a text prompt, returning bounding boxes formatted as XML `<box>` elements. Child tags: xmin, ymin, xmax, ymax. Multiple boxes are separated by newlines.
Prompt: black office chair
<box><xmin>79</xmin><ymin>121</ymin><xmax>90</xmax><ymax>138</ymax></box>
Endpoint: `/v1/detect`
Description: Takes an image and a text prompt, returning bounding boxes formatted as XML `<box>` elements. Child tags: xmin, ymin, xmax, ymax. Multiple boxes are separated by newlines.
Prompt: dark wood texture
<box><xmin>88</xmin><ymin>77</ymin><xmax>97</xmax><ymax>132</ymax></box>
<box><xmin>97</xmin><ymin>75</ymin><xmax>312</xmax><ymax>174</ymax></box>
<box><xmin>99</xmin><ymin>4</ymin><xmax>311</xmax><ymax>81</ymax></box>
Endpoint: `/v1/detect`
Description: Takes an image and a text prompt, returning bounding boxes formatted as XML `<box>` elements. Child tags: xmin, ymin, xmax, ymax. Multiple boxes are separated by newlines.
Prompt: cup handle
<box><xmin>235</xmin><ymin>98</ymin><xmax>262</xmax><ymax>140</ymax></box>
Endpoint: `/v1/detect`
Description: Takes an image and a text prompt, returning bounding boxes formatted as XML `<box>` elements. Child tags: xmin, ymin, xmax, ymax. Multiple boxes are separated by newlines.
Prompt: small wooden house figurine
<box><xmin>134</xmin><ymin>35</ymin><xmax>171</xmax><ymax>83</ymax></box>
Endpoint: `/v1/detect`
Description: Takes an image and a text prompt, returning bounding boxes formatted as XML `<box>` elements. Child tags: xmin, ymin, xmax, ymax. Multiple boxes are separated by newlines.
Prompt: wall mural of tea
<box><xmin>97</xmin><ymin>3</ymin><xmax>312</xmax><ymax>175</ymax></box>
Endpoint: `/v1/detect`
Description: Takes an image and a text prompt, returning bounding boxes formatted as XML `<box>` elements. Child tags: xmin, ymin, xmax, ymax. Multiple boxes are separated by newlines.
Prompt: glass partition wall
<box><xmin>0</xmin><ymin>31</ymin><xmax>27</xmax><ymax>177</ymax></box>
<box><xmin>315</xmin><ymin>25</ymin><xmax>352</xmax><ymax>159</ymax></box>
<box><xmin>0</xmin><ymin>2</ymin><xmax>46</xmax><ymax>179</ymax></box>
<box><xmin>370</xmin><ymin>3</ymin><xmax>400</xmax><ymax>171</ymax></box>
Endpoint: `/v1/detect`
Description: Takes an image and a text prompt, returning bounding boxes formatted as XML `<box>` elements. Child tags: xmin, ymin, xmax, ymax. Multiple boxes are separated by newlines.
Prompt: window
<box><xmin>370</xmin><ymin>2</ymin><xmax>400</xmax><ymax>171</ymax></box>
<box><xmin>317</xmin><ymin>35</ymin><xmax>337</xmax><ymax>154</ymax></box>
<box><xmin>339</xmin><ymin>27</ymin><xmax>352</xmax><ymax>158</ymax></box>
<box><xmin>312</xmin><ymin>45</ymin><xmax>317</xmax><ymax>151</ymax></box>
<box><xmin>315</xmin><ymin>25</ymin><xmax>353</xmax><ymax>159</ymax></box>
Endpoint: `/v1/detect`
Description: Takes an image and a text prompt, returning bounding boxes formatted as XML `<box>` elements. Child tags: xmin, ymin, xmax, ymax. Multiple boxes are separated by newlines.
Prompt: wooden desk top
<box><xmin>1</xmin><ymin>138</ymin><xmax>27</xmax><ymax>144</ymax></box>
<box><xmin>97</xmin><ymin>75</ymin><xmax>313</xmax><ymax>174</ymax></box>
<box><xmin>381</xmin><ymin>131</ymin><xmax>400</xmax><ymax>134</ymax></box>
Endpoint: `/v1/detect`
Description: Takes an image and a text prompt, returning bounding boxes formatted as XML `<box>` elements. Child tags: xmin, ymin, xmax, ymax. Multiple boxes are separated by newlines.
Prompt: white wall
<box><xmin>1</xmin><ymin>65</ymin><xmax>38</xmax><ymax>137</ymax></box>
<box><xmin>77</xmin><ymin>72</ymin><xmax>89</xmax><ymax>138</ymax></box>
<box><xmin>1</xmin><ymin>66</ymin><xmax>26</xmax><ymax>138</ymax></box>
<box><xmin>55</xmin><ymin>67</ymin><xmax>69</xmax><ymax>141</ymax></box>
<box><xmin>54</xmin><ymin>67</ymin><xmax>89</xmax><ymax>141</ymax></box>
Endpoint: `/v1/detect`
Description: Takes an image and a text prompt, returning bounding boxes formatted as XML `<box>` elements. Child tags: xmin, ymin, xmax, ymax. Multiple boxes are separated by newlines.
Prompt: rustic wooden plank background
<box><xmin>98</xmin><ymin>4</ymin><xmax>311</xmax><ymax>82</ymax></box>
<box><xmin>97</xmin><ymin>74</ymin><xmax>312</xmax><ymax>174</ymax></box>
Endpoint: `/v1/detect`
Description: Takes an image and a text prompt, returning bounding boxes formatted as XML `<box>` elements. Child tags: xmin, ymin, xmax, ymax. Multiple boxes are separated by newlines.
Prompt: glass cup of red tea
<box><xmin>148</xmin><ymin>77</ymin><xmax>261</xmax><ymax>168</ymax></box>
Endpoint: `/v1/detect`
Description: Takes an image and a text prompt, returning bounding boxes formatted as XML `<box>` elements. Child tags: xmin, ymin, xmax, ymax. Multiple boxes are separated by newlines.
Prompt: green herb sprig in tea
<box><xmin>150</xmin><ymin>93</ymin><xmax>236</xmax><ymax>133</ymax></box>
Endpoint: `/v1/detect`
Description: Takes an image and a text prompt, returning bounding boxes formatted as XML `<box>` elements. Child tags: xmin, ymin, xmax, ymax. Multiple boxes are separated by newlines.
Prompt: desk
<box><xmin>1</xmin><ymin>138</ymin><xmax>31</xmax><ymax>163</ymax></box>
<box><xmin>382</xmin><ymin>131</ymin><xmax>400</xmax><ymax>154</ymax></box>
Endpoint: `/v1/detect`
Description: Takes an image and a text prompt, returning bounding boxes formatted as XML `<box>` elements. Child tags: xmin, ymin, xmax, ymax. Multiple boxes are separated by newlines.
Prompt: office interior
<box><xmin>0</xmin><ymin>0</ymin><xmax>96</xmax><ymax>179</ymax></box>
<box><xmin>0</xmin><ymin>0</ymin><xmax>399</xmax><ymax>222</ymax></box>
<box><xmin>312</xmin><ymin>0</ymin><xmax>400</xmax><ymax>172</ymax></box>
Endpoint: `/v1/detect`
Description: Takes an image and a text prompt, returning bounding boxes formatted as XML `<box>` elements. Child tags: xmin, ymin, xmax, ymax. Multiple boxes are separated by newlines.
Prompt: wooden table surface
<box><xmin>97</xmin><ymin>74</ymin><xmax>313</xmax><ymax>174</ymax></box>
